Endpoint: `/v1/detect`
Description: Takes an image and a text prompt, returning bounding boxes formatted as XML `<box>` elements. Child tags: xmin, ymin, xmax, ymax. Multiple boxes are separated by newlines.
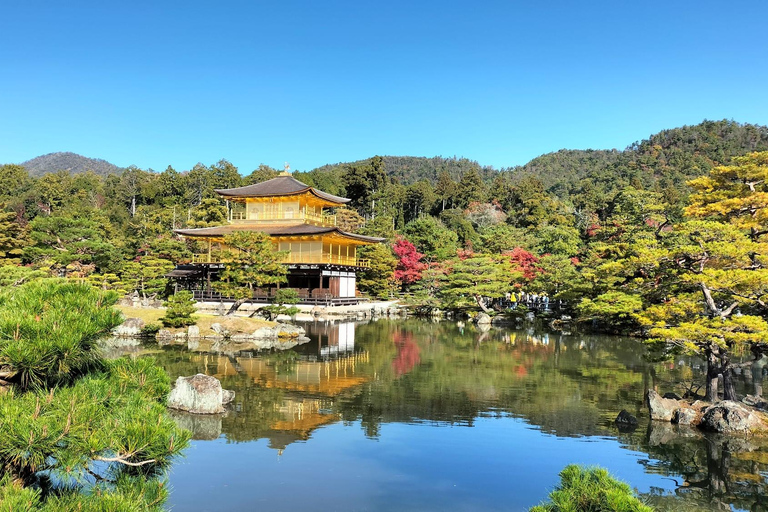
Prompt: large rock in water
<box><xmin>646</xmin><ymin>390</ymin><xmax>681</xmax><ymax>421</ymax></box>
<box><xmin>475</xmin><ymin>313</ymin><xmax>492</xmax><ymax>325</ymax></box>
<box><xmin>167</xmin><ymin>374</ymin><xmax>235</xmax><ymax>414</ymax></box>
<box><xmin>700</xmin><ymin>401</ymin><xmax>768</xmax><ymax>433</ymax></box>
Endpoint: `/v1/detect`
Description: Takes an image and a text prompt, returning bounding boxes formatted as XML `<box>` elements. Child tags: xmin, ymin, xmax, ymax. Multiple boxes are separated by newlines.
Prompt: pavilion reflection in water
<box><xmin>173</xmin><ymin>322</ymin><xmax>371</xmax><ymax>450</ymax></box>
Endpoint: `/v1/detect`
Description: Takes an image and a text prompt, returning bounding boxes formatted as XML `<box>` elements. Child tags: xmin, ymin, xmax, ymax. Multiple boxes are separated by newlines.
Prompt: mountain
<box><xmin>309</xmin><ymin>155</ymin><xmax>498</xmax><ymax>184</ymax></box>
<box><xmin>306</xmin><ymin>121</ymin><xmax>768</xmax><ymax>195</ymax></box>
<box><xmin>20</xmin><ymin>152</ymin><xmax>123</xmax><ymax>177</ymax></box>
<box><xmin>506</xmin><ymin>120</ymin><xmax>768</xmax><ymax>198</ymax></box>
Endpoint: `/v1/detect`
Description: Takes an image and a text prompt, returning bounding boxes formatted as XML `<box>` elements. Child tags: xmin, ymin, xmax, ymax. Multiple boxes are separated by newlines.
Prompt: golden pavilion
<box><xmin>170</xmin><ymin>173</ymin><xmax>383</xmax><ymax>305</ymax></box>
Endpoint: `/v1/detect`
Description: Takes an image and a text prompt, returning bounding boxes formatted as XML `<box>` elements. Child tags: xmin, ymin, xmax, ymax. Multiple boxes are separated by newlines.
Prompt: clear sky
<box><xmin>1</xmin><ymin>0</ymin><xmax>766</xmax><ymax>173</ymax></box>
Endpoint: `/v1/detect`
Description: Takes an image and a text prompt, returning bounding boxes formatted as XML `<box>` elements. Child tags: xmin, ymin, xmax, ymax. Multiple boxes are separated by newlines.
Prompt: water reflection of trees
<box><xmin>620</xmin><ymin>423</ymin><xmax>768</xmax><ymax>511</ymax></box>
<box><xmin>145</xmin><ymin>320</ymin><xmax>768</xmax><ymax>511</ymax></box>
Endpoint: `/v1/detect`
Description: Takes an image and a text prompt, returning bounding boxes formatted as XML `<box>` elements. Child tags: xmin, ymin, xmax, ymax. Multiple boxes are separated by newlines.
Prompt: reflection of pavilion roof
<box><xmin>215</xmin><ymin>175</ymin><xmax>350</xmax><ymax>204</ymax></box>
<box><xmin>173</xmin><ymin>223</ymin><xmax>384</xmax><ymax>243</ymax></box>
<box><xmin>237</xmin><ymin>358</ymin><xmax>370</xmax><ymax>396</ymax></box>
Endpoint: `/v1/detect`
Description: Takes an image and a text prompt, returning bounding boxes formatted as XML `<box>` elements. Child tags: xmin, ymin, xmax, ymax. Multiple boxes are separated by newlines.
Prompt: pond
<box><xmin>128</xmin><ymin>319</ymin><xmax>768</xmax><ymax>511</ymax></box>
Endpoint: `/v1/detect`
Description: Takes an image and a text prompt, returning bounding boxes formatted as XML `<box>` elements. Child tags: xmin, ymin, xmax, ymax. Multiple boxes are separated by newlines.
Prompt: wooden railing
<box><xmin>191</xmin><ymin>252</ymin><xmax>370</xmax><ymax>268</ymax></box>
<box><xmin>229</xmin><ymin>209</ymin><xmax>336</xmax><ymax>227</ymax></box>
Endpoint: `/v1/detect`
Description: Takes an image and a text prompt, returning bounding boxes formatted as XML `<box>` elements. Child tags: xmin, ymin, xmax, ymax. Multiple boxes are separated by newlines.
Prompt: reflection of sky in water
<box><xmin>168</xmin><ymin>417</ymin><xmax>671</xmax><ymax>512</ymax></box>
<box><xmin>153</xmin><ymin>320</ymin><xmax>767</xmax><ymax>512</ymax></box>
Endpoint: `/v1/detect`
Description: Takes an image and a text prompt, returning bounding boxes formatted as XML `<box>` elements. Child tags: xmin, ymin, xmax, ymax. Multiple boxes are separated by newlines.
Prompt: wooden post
<box><xmin>207</xmin><ymin>240</ymin><xmax>212</xmax><ymax>263</ymax></box>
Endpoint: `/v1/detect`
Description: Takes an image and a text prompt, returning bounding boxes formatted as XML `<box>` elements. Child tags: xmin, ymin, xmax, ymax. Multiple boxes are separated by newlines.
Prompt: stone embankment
<box><xmin>645</xmin><ymin>389</ymin><xmax>768</xmax><ymax>434</ymax></box>
<box><xmin>156</xmin><ymin>321</ymin><xmax>309</xmax><ymax>345</ymax></box>
<box><xmin>194</xmin><ymin>300</ymin><xmax>405</xmax><ymax>322</ymax></box>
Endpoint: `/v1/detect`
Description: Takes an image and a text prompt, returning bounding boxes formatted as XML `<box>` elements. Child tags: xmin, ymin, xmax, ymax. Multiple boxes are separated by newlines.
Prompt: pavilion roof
<box><xmin>173</xmin><ymin>223</ymin><xmax>384</xmax><ymax>243</ymax></box>
<box><xmin>215</xmin><ymin>175</ymin><xmax>350</xmax><ymax>204</ymax></box>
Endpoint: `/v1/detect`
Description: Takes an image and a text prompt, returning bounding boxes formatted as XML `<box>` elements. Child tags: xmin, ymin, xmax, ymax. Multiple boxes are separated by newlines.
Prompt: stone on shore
<box><xmin>672</xmin><ymin>406</ymin><xmax>700</xmax><ymax>425</ymax></box>
<box><xmin>742</xmin><ymin>395</ymin><xmax>768</xmax><ymax>411</ymax></box>
<box><xmin>646</xmin><ymin>390</ymin><xmax>681</xmax><ymax>421</ymax></box>
<box><xmin>112</xmin><ymin>317</ymin><xmax>144</xmax><ymax>336</ymax></box>
<box><xmin>168</xmin><ymin>374</ymin><xmax>235</xmax><ymax>414</ymax></box>
<box><xmin>699</xmin><ymin>401</ymin><xmax>768</xmax><ymax>434</ymax></box>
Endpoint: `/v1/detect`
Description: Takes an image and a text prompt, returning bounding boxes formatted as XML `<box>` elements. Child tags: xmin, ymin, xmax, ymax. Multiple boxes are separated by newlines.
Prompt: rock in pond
<box><xmin>168</xmin><ymin>374</ymin><xmax>235</xmax><ymax>414</ymax></box>
<box><xmin>615</xmin><ymin>410</ymin><xmax>638</xmax><ymax>427</ymax></box>
<box><xmin>672</xmin><ymin>406</ymin><xmax>700</xmax><ymax>425</ymax></box>
<box><xmin>699</xmin><ymin>401</ymin><xmax>768</xmax><ymax>434</ymax></box>
<box><xmin>475</xmin><ymin>313</ymin><xmax>492</xmax><ymax>325</ymax></box>
<box><xmin>646</xmin><ymin>390</ymin><xmax>682</xmax><ymax>421</ymax></box>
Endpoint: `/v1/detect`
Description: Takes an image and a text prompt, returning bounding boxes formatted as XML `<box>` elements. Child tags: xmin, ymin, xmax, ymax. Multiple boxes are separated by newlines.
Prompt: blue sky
<box><xmin>1</xmin><ymin>1</ymin><xmax>766</xmax><ymax>173</ymax></box>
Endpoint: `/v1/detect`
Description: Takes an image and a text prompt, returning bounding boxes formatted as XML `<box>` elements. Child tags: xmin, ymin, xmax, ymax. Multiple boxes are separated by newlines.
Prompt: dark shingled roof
<box><xmin>215</xmin><ymin>175</ymin><xmax>350</xmax><ymax>204</ymax></box>
<box><xmin>174</xmin><ymin>224</ymin><xmax>384</xmax><ymax>243</ymax></box>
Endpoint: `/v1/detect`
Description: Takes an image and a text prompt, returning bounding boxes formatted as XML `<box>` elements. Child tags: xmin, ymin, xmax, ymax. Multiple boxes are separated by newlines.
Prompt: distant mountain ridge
<box><xmin>20</xmin><ymin>152</ymin><xmax>123</xmax><ymax>177</ymax></box>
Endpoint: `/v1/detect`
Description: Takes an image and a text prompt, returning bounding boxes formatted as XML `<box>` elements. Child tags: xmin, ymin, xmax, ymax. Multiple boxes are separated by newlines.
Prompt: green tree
<box><xmin>531</xmin><ymin>255</ymin><xmax>583</xmax><ymax>300</ymax></box>
<box><xmin>358</xmin><ymin>244</ymin><xmax>397</xmax><ymax>299</ymax></box>
<box><xmin>433</xmin><ymin>170</ymin><xmax>457</xmax><ymax>211</ymax></box>
<box><xmin>636</xmin><ymin>221</ymin><xmax>768</xmax><ymax>401</ymax></box>
<box><xmin>188</xmin><ymin>198</ymin><xmax>227</xmax><ymax>228</ymax></box>
<box><xmin>243</xmin><ymin>164</ymin><xmax>280</xmax><ymax>185</ymax></box>
<box><xmin>160</xmin><ymin>290</ymin><xmax>197</xmax><ymax>327</ymax></box>
<box><xmin>454</xmin><ymin>169</ymin><xmax>488</xmax><ymax>209</ymax></box>
<box><xmin>0</xmin><ymin>280</ymin><xmax>189</xmax><ymax>509</ymax></box>
<box><xmin>439</xmin><ymin>255</ymin><xmax>512</xmax><ymax>312</ymax></box>
<box><xmin>260</xmin><ymin>289</ymin><xmax>301</xmax><ymax>320</ymax></box>
<box><xmin>213</xmin><ymin>232</ymin><xmax>288</xmax><ymax>315</ymax></box>
<box><xmin>343</xmin><ymin>156</ymin><xmax>388</xmax><ymax>219</ymax></box>
<box><xmin>0</xmin><ymin>204</ymin><xmax>27</xmax><ymax>264</ymax></box>
<box><xmin>0</xmin><ymin>164</ymin><xmax>30</xmax><ymax>205</ymax></box>
<box><xmin>686</xmin><ymin>151</ymin><xmax>768</xmax><ymax>242</ymax></box>
<box><xmin>122</xmin><ymin>256</ymin><xmax>175</xmax><ymax>301</ymax></box>
<box><xmin>402</xmin><ymin>217</ymin><xmax>458</xmax><ymax>261</ymax></box>
<box><xmin>25</xmin><ymin>214</ymin><xmax>121</xmax><ymax>276</ymax></box>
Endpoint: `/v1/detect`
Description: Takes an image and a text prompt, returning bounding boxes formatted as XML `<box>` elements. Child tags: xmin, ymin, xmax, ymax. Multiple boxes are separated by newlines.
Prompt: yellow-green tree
<box><xmin>636</xmin><ymin>153</ymin><xmax>768</xmax><ymax>401</ymax></box>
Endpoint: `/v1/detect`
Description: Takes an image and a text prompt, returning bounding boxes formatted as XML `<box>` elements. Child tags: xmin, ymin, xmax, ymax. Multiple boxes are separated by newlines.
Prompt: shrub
<box><xmin>141</xmin><ymin>322</ymin><xmax>162</xmax><ymax>336</ymax></box>
<box><xmin>530</xmin><ymin>465</ymin><xmax>653</xmax><ymax>512</ymax></box>
<box><xmin>159</xmin><ymin>291</ymin><xmax>196</xmax><ymax>327</ymax></box>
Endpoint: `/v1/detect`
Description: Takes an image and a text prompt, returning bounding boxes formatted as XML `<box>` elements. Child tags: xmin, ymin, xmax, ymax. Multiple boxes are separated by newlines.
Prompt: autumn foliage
<box><xmin>393</xmin><ymin>236</ymin><xmax>427</xmax><ymax>286</ymax></box>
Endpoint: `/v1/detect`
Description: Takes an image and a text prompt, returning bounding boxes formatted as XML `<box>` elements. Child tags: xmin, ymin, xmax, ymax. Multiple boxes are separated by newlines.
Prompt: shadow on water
<box><xmin>118</xmin><ymin>318</ymin><xmax>768</xmax><ymax>511</ymax></box>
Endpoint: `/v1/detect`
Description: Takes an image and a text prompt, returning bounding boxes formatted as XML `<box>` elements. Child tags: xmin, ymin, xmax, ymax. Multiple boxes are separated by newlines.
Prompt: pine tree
<box><xmin>0</xmin><ymin>204</ymin><xmax>26</xmax><ymax>264</ymax></box>
<box><xmin>0</xmin><ymin>281</ymin><xmax>189</xmax><ymax>508</ymax></box>
<box><xmin>213</xmin><ymin>232</ymin><xmax>288</xmax><ymax>315</ymax></box>
<box><xmin>160</xmin><ymin>291</ymin><xmax>197</xmax><ymax>327</ymax></box>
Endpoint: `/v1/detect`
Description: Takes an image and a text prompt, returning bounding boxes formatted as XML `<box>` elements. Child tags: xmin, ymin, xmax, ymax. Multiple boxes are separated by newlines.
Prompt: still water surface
<box><xmin>131</xmin><ymin>319</ymin><xmax>768</xmax><ymax>511</ymax></box>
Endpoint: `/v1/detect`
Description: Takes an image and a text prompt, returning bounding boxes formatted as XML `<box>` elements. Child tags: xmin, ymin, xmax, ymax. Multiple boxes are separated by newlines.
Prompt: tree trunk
<box><xmin>226</xmin><ymin>298</ymin><xmax>247</xmax><ymax>316</ymax></box>
<box><xmin>706</xmin><ymin>347</ymin><xmax>720</xmax><ymax>402</ymax></box>
<box><xmin>720</xmin><ymin>351</ymin><xmax>737</xmax><ymax>401</ymax></box>
<box><xmin>474</xmin><ymin>295</ymin><xmax>492</xmax><ymax>313</ymax></box>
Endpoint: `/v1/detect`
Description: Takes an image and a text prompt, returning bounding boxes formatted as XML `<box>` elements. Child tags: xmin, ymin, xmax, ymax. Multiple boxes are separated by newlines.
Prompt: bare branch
<box><xmin>94</xmin><ymin>456</ymin><xmax>157</xmax><ymax>467</ymax></box>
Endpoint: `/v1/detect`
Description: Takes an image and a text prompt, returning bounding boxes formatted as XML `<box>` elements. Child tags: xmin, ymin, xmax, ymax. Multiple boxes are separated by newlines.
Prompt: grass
<box><xmin>530</xmin><ymin>465</ymin><xmax>653</xmax><ymax>512</ymax></box>
<box><xmin>115</xmin><ymin>305</ymin><xmax>274</xmax><ymax>336</ymax></box>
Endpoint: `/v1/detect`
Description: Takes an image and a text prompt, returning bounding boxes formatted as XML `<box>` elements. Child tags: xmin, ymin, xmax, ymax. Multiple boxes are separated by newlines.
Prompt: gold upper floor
<box><xmin>228</xmin><ymin>197</ymin><xmax>336</xmax><ymax>227</ymax></box>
